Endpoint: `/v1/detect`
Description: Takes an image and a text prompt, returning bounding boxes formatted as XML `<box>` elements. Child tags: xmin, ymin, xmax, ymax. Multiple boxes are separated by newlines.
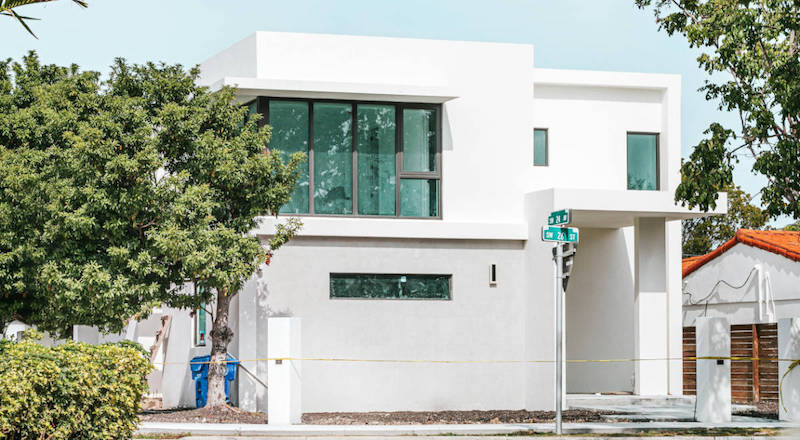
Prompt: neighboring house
<box><xmin>86</xmin><ymin>31</ymin><xmax>724</xmax><ymax>412</ymax></box>
<box><xmin>681</xmin><ymin>229</ymin><xmax>800</xmax><ymax>403</ymax></box>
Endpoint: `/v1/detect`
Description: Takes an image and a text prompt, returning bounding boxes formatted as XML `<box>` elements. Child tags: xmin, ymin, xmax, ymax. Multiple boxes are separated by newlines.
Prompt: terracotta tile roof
<box><xmin>682</xmin><ymin>229</ymin><xmax>800</xmax><ymax>277</ymax></box>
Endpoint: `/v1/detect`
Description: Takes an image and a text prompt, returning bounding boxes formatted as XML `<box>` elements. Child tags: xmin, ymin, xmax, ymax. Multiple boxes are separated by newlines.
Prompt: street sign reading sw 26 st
<box><xmin>547</xmin><ymin>209</ymin><xmax>572</xmax><ymax>226</ymax></box>
<box><xmin>541</xmin><ymin>226</ymin><xmax>579</xmax><ymax>243</ymax></box>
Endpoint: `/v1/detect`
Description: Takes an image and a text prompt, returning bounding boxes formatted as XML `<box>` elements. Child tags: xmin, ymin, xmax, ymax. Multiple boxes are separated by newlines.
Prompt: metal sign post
<box><xmin>541</xmin><ymin>210</ymin><xmax>578</xmax><ymax>436</ymax></box>
<box><xmin>554</xmin><ymin>242</ymin><xmax>564</xmax><ymax>435</ymax></box>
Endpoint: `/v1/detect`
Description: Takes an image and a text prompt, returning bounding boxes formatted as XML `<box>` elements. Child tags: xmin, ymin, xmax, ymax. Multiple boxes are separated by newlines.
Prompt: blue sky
<box><xmin>2</xmin><ymin>0</ymin><xmax>781</xmax><ymax>224</ymax></box>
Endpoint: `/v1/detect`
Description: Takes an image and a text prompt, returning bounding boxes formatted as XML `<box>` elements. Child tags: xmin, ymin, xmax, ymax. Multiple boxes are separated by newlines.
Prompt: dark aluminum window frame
<box><xmin>329</xmin><ymin>273</ymin><xmax>453</xmax><ymax>301</ymax></box>
<box><xmin>259</xmin><ymin>97</ymin><xmax>443</xmax><ymax>219</ymax></box>
<box><xmin>626</xmin><ymin>131</ymin><xmax>661</xmax><ymax>191</ymax></box>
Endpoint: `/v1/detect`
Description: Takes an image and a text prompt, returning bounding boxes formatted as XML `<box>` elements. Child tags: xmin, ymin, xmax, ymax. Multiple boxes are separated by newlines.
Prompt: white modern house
<box><xmin>81</xmin><ymin>32</ymin><xmax>727</xmax><ymax>413</ymax></box>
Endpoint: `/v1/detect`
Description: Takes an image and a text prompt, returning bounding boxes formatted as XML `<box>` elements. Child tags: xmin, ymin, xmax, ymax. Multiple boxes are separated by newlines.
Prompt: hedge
<box><xmin>0</xmin><ymin>338</ymin><xmax>152</xmax><ymax>440</ymax></box>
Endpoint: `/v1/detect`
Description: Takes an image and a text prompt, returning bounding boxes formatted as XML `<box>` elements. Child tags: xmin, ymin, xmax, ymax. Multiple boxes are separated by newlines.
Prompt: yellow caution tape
<box><xmin>168</xmin><ymin>355</ymin><xmax>800</xmax><ymax>366</ymax></box>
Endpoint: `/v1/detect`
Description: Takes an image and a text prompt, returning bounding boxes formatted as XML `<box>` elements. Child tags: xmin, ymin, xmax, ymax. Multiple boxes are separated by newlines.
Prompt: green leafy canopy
<box><xmin>0</xmin><ymin>53</ymin><xmax>303</xmax><ymax>337</ymax></box>
<box><xmin>636</xmin><ymin>0</ymin><xmax>800</xmax><ymax>219</ymax></box>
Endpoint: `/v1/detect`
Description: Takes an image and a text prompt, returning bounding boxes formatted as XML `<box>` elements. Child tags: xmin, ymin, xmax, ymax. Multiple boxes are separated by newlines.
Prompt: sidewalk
<box><xmin>137</xmin><ymin>420</ymin><xmax>799</xmax><ymax>436</ymax></box>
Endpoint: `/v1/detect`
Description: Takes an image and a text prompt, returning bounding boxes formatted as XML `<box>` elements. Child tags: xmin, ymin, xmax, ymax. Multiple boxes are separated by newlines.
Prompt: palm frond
<box><xmin>1</xmin><ymin>0</ymin><xmax>88</xmax><ymax>38</ymax></box>
<box><xmin>6</xmin><ymin>7</ymin><xmax>37</xmax><ymax>38</ymax></box>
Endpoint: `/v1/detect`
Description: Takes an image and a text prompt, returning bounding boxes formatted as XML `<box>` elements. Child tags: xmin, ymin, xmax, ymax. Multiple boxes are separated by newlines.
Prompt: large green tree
<box><xmin>0</xmin><ymin>53</ymin><xmax>303</xmax><ymax>407</ymax></box>
<box><xmin>682</xmin><ymin>185</ymin><xmax>768</xmax><ymax>256</ymax></box>
<box><xmin>636</xmin><ymin>0</ymin><xmax>800</xmax><ymax>220</ymax></box>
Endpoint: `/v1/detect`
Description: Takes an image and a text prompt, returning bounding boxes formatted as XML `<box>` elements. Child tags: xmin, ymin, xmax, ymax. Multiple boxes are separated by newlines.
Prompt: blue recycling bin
<box><xmin>190</xmin><ymin>354</ymin><xmax>240</xmax><ymax>408</ymax></box>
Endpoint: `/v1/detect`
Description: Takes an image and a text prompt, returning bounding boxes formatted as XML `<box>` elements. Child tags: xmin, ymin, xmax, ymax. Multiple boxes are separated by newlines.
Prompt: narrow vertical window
<box><xmin>314</xmin><ymin>102</ymin><xmax>353</xmax><ymax>214</ymax></box>
<box><xmin>627</xmin><ymin>133</ymin><xmax>659</xmax><ymax>190</ymax></box>
<box><xmin>403</xmin><ymin>109</ymin><xmax>437</xmax><ymax>172</ymax></box>
<box><xmin>269</xmin><ymin>100</ymin><xmax>310</xmax><ymax>213</ymax></box>
<box><xmin>194</xmin><ymin>308</ymin><xmax>207</xmax><ymax>347</ymax></box>
<box><xmin>534</xmin><ymin>128</ymin><xmax>548</xmax><ymax>166</ymax></box>
<box><xmin>357</xmin><ymin>104</ymin><xmax>396</xmax><ymax>216</ymax></box>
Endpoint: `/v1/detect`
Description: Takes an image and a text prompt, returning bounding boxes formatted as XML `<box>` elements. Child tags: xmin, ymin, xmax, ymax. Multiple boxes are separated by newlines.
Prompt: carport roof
<box><xmin>682</xmin><ymin>229</ymin><xmax>800</xmax><ymax>277</ymax></box>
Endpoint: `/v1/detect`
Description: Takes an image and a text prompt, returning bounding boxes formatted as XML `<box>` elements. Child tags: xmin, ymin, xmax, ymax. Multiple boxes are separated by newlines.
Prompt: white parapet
<box><xmin>267</xmin><ymin>317</ymin><xmax>302</xmax><ymax>425</ymax></box>
<box><xmin>779</xmin><ymin>318</ymin><xmax>800</xmax><ymax>421</ymax></box>
<box><xmin>695</xmin><ymin>317</ymin><xmax>731</xmax><ymax>423</ymax></box>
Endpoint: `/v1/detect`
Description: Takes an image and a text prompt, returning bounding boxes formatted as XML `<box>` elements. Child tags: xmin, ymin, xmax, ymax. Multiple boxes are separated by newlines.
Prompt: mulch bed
<box><xmin>140</xmin><ymin>406</ymin><xmax>627</xmax><ymax>424</ymax></box>
<box><xmin>140</xmin><ymin>405</ymin><xmax>267</xmax><ymax>424</ymax></box>
<box><xmin>733</xmin><ymin>400</ymin><xmax>779</xmax><ymax>420</ymax></box>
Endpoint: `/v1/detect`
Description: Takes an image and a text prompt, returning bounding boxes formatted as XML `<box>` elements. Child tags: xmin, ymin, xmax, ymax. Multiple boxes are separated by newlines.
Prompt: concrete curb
<box><xmin>137</xmin><ymin>421</ymin><xmax>800</xmax><ymax>436</ymax></box>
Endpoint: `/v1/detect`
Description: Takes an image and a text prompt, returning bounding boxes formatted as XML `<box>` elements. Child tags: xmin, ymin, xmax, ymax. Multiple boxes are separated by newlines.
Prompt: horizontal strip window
<box><xmin>330</xmin><ymin>274</ymin><xmax>451</xmax><ymax>300</ymax></box>
<box><xmin>262</xmin><ymin>97</ymin><xmax>442</xmax><ymax>218</ymax></box>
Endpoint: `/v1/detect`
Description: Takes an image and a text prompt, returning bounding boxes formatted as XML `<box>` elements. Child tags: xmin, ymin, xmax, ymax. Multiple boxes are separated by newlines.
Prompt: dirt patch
<box><xmin>733</xmin><ymin>400</ymin><xmax>779</xmax><ymax>420</ymax></box>
<box><xmin>140</xmin><ymin>406</ymin><xmax>628</xmax><ymax>425</ymax></box>
<box><xmin>140</xmin><ymin>405</ymin><xmax>267</xmax><ymax>424</ymax></box>
<box><xmin>302</xmin><ymin>408</ymin><xmax>627</xmax><ymax>424</ymax></box>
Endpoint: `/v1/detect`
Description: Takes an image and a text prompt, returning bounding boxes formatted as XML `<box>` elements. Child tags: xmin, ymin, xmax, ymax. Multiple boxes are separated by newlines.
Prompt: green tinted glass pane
<box><xmin>196</xmin><ymin>308</ymin><xmax>206</xmax><ymax>346</ymax></box>
<box><xmin>400</xmin><ymin>179</ymin><xmax>439</xmax><ymax>217</ymax></box>
<box><xmin>269</xmin><ymin>100</ymin><xmax>309</xmax><ymax>213</ymax></box>
<box><xmin>534</xmin><ymin>129</ymin><xmax>547</xmax><ymax>166</ymax></box>
<box><xmin>314</xmin><ymin>102</ymin><xmax>353</xmax><ymax>214</ymax></box>
<box><xmin>330</xmin><ymin>274</ymin><xmax>450</xmax><ymax>299</ymax></box>
<box><xmin>627</xmin><ymin>133</ymin><xmax>658</xmax><ymax>190</ymax></box>
<box><xmin>403</xmin><ymin>109</ymin><xmax>436</xmax><ymax>172</ymax></box>
<box><xmin>357</xmin><ymin>104</ymin><xmax>396</xmax><ymax>216</ymax></box>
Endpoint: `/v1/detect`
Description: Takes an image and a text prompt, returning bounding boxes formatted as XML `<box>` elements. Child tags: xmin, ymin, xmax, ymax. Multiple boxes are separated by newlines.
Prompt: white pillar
<box><xmin>779</xmin><ymin>318</ymin><xmax>800</xmax><ymax>421</ymax></box>
<box><xmin>237</xmin><ymin>280</ymin><xmax>259</xmax><ymax>412</ymax></box>
<box><xmin>268</xmin><ymin>317</ymin><xmax>302</xmax><ymax>425</ymax></box>
<box><xmin>633</xmin><ymin>217</ymin><xmax>668</xmax><ymax>395</ymax></box>
<box><xmin>695</xmin><ymin>317</ymin><xmax>731</xmax><ymax>423</ymax></box>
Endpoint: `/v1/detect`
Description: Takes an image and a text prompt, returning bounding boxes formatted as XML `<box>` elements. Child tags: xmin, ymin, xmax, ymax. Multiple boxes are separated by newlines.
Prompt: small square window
<box><xmin>534</xmin><ymin>128</ymin><xmax>548</xmax><ymax>166</ymax></box>
<box><xmin>627</xmin><ymin>133</ymin><xmax>659</xmax><ymax>190</ymax></box>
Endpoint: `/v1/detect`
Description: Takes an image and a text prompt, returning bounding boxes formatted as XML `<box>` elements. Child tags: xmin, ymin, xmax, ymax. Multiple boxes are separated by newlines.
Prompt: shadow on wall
<box><xmin>565</xmin><ymin>227</ymin><xmax>635</xmax><ymax>394</ymax></box>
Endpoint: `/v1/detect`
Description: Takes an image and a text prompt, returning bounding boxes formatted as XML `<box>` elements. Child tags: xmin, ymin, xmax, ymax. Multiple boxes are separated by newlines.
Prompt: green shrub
<box><xmin>0</xmin><ymin>339</ymin><xmax>152</xmax><ymax>440</ymax></box>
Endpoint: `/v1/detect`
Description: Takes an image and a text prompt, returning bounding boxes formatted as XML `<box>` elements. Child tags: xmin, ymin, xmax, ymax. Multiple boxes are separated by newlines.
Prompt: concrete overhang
<box><xmin>208</xmin><ymin>77</ymin><xmax>459</xmax><ymax>104</ymax></box>
<box><xmin>528</xmin><ymin>188</ymin><xmax>727</xmax><ymax>229</ymax></box>
<box><xmin>252</xmin><ymin>216</ymin><xmax>528</xmax><ymax>241</ymax></box>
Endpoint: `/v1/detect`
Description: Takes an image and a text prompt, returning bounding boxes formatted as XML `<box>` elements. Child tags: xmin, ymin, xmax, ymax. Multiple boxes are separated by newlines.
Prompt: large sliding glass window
<box><xmin>269</xmin><ymin>100</ymin><xmax>310</xmax><ymax>214</ymax></box>
<box><xmin>357</xmin><ymin>104</ymin><xmax>396</xmax><ymax>215</ymax></box>
<box><xmin>627</xmin><ymin>133</ymin><xmax>659</xmax><ymax>191</ymax></box>
<box><xmin>264</xmin><ymin>98</ymin><xmax>441</xmax><ymax>217</ymax></box>
<box><xmin>313</xmin><ymin>103</ymin><xmax>353</xmax><ymax>214</ymax></box>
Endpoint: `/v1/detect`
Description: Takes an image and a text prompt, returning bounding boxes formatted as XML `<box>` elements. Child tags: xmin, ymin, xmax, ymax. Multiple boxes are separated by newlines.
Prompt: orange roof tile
<box><xmin>682</xmin><ymin>229</ymin><xmax>800</xmax><ymax>277</ymax></box>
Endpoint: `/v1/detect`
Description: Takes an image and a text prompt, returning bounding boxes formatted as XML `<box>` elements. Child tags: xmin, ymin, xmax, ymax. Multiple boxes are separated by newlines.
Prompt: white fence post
<box><xmin>695</xmin><ymin>317</ymin><xmax>731</xmax><ymax>422</ymax></box>
<box><xmin>267</xmin><ymin>317</ymin><xmax>302</xmax><ymax>425</ymax></box>
<box><xmin>779</xmin><ymin>318</ymin><xmax>800</xmax><ymax>421</ymax></box>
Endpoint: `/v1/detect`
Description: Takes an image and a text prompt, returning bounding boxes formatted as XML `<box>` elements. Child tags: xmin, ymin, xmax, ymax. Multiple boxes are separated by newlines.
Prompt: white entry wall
<box><xmin>565</xmin><ymin>227</ymin><xmax>635</xmax><ymax>393</ymax></box>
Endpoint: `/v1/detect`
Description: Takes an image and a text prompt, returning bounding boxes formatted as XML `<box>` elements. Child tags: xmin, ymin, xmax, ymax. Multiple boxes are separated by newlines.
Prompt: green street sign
<box><xmin>541</xmin><ymin>226</ymin><xmax>579</xmax><ymax>243</ymax></box>
<box><xmin>548</xmin><ymin>209</ymin><xmax>572</xmax><ymax>226</ymax></box>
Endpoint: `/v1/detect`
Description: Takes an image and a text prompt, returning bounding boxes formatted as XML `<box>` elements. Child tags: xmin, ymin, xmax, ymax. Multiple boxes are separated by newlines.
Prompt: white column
<box><xmin>633</xmin><ymin>217</ymin><xmax>668</xmax><ymax>395</ymax></box>
<box><xmin>268</xmin><ymin>317</ymin><xmax>302</xmax><ymax>425</ymax></box>
<box><xmin>779</xmin><ymin>318</ymin><xmax>800</xmax><ymax>421</ymax></box>
<box><xmin>237</xmin><ymin>279</ymin><xmax>259</xmax><ymax>412</ymax></box>
<box><xmin>695</xmin><ymin>317</ymin><xmax>731</xmax><ymax>423</ymax></box>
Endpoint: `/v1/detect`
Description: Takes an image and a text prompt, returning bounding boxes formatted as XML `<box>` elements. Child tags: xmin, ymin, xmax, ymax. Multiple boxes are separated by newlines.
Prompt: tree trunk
<box><xmin>206</xmin><ymin>289</ymin><xmax>234</xmax><ymax>407</ymax></box>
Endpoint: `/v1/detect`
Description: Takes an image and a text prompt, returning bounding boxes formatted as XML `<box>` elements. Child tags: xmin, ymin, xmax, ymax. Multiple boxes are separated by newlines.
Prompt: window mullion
<box><xmin>308</xmin><ymin>100</ymin><xmax>315</xmax><ymax>214</ymax></box>
<box><xmin>395</xmin><ymin>103</ymin><xmax>402</xmax><ymax>217</ymax></box>
<box><xmin>352</xmin><ymin>103</ymin><xmax>358</xmax><ymax>215</ymax></box>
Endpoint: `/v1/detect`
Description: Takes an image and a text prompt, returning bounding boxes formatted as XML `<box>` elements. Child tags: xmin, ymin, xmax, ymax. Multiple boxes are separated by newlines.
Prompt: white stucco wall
<box><xmin>683</xmin><ymin>243</ymin><xmax>800</xmax><ymax>326</ymax></box>
<box><xmin>566</xmin><ymin>227</ymin><xmax>635</xmax><ymax>393</ymax></box>
<box><xmin>252</xmin><ymin>237</ymin><xmax>527</xmax><ymax>412</ymax></box>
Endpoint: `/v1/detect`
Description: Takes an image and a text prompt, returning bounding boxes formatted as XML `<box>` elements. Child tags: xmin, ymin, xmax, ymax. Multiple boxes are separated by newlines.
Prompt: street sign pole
<box><xmin>554</xmin><ymin>243</ymin><xmax>563</xmax><ymax>435</ymax></box>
